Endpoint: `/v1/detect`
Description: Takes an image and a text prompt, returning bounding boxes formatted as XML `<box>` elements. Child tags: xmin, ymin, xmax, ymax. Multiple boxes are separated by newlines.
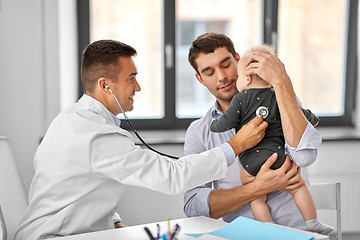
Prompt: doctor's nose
<box><xmin>134</xmin><ymin>79</ymin><xmax>141</xmax><ymax>92</ymax></box>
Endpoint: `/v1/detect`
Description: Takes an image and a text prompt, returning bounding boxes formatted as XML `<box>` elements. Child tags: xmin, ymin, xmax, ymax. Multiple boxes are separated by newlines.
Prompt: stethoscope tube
<box><xmin>107</xmin><ymin>86</ymin><xmax>179</xmax><ymax>160</ymax></box>
<box><xmin>125</xmin><ymin>119</ymin><xmax>179</xmax><ymax>159</ymax></box>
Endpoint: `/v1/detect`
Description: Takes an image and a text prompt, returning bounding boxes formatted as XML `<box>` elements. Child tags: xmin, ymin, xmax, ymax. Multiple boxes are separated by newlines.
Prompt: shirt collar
<box><xmin>111</xmin><ymin>112</ymin><xmax>121</xmax><ymax>126</ymax></box>
<box><xmin>78</xmin><ymin>94</ymin><xmax>121</xmax><ymax>126</ymax></box>
<box><xmin>211</xmin><ymin>101</ymin><xmax>224</xmax><ymax>118</ymax></box>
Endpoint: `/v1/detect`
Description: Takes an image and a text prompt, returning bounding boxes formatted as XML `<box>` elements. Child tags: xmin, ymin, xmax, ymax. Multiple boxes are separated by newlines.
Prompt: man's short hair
<box><xmin>188</xmin><ymin>32</ymin><xmax>236</xmax><ymax>75</ymax></box>
<box><xmin>81</xmin><ymin>39</ymin><xmax>137</xmax><ymax>94</ymax></box>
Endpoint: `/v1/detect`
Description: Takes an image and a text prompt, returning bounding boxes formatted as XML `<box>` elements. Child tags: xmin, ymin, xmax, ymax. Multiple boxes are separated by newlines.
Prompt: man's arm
<box><xmin>244</xmin><ymin>52</ymin><xmax>307</xmax><ymax>147</ymax></box>
<box><xmin>184</xmin><ymin>116</ymin><xmax>304</xmax><ymax>219</ymax></box>
<box><xmin>285</xmin><ymin>122</ymin><xmax>322</xmax><ymax>168</ymax></box>
<box><xmin>183</xmin><ymin>120</ymin><xmax>222</xmax><ymax>218</ymax></box>
<box><xmin>208</xmin><ymin>154</ymin><xmax>304</xmax><ymax>218</ymax></box>
<box><xmin>184</xmin><ymin>116</ymin><xmax>269</xmax><ymax>218</ymax></box>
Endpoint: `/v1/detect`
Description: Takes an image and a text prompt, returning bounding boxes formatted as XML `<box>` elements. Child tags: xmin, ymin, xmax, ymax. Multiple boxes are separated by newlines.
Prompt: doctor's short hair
<box><xmin>188</xmin><ymin>32</ymin><xmax>237</xmax><ymax>75</ymax></box>
<box><xmin>81</xmin><ymin>39</ymin><xmax>137</xmax><ymax>94</ymax></box>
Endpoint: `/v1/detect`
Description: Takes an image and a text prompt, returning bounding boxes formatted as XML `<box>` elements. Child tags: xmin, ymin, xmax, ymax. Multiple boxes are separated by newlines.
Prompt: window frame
<box><xmin>264</xmin><ymin>0</ymin><xmax>358</xmax><ymax>127</ymax></box>
<box><xmin>77</xmin><ymin>0</ymin><xmax>357</xmax><ymax>130</ymax></box>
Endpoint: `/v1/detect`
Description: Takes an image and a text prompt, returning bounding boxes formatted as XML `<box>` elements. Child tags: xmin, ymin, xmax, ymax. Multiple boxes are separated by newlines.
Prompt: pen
<box><xmin>171</xmin><ymin>224</ymin><xmax>180</xmax><ymax>240</ymax></box>
<box><xmin>157</xmin><ymin>223</ymin><xmax>160</xmax><ymax>239</ymax></box>
<box><xmin>144</xmin><ymin>226</ymin><xmax>155</xmax><ymax>240</ymax></box>
<box><xmin>167</xmin><ymin>218</ymin><xmax>171</xmax><ymax>238</ymax></box>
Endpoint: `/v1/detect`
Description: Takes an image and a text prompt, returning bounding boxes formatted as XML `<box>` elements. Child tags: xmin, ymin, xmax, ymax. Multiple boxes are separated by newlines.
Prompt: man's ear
<box><xmin>235</xmin><ymin>52</ymin><xmax>240</xmax><ymax>62</ymax></box>
<box><xmin>98</xmin><ymin>77</ymin><xmax>111</xmax><ymax>94</ymax></box>
<box><xmin>195</xmin><ymin>73</ymin><xmax>206</xmax><ymax>87</ymax></box>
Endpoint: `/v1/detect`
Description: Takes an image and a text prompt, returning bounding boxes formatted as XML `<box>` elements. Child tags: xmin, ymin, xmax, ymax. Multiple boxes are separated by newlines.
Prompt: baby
<box><xmin>210</xmin><ymin>44</ymin><xmax>333</xmax><ymax>235</ymax></box>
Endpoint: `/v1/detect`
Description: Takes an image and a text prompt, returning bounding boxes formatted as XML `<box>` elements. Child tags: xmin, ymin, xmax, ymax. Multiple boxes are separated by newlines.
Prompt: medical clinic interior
<box><xmin>0</xmin><ymin>0</ymin><xmax>360</xmax><ymax>240</ymax></box>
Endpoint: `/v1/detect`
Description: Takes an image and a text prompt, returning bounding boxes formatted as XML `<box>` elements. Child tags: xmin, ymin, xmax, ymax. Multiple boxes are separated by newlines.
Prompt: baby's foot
<box><xmin>305</xmin><ymin>218</ymin><xmax>334</xmax><ymax>235</ymax></box>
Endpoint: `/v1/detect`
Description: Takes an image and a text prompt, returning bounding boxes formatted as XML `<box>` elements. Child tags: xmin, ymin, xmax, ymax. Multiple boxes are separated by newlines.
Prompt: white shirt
<box><xmin>15</xmin><ymin>94</ymin><xmax>231</xmax><ymax>240</ymax></box>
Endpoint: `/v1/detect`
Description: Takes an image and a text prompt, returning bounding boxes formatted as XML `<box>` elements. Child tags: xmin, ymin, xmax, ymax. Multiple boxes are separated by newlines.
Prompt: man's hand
<box><xmin>245</xmin><ymin>51</ymin><xmax>308</xmax><ymax>147</ymax></box>
<box><xmin>208</xmin><ymin>153</ymin><xmax>304</xmax><ymax>219</ymax></box>
<box><xmin>244</xmin><ymin>51</ymin><xmax>289</xmax><ymax>88</ymax></box>
<box><xmin>228</xmin><ymin>116</ymin><xmax>268</xmax><ymax>156</ymax></box>
<box><xmin>253</xmin><ymin>154</ymin><xmax>304</xmax><ymax>193</ymax></box>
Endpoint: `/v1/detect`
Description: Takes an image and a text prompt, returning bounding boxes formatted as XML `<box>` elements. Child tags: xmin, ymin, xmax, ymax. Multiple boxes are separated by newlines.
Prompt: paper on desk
<box><xmin>186</xmin><ymin>216</ymin><xmax>314</xmax><ymax>240</ymax></box>
<box><xmin>196</xmin><ymin>234</ymin><xmax>229</xmax><ymax>240</ymax></box>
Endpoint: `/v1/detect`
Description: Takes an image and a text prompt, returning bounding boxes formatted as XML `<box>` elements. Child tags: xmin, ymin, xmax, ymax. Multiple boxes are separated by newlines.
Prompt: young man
<box><xmin>184</xmin><ymin>33</ymin><xmax>322</xmax><ymax>230</ymax></box>
<box><xmin>15</xmin><ymin>40</ymin><xmax>268</xmax><ymax>240</ymax></box>
<box><xmin>209</xmin><ymin>44</ymin><xmax>332</xmax><ymax>235</ymax></box>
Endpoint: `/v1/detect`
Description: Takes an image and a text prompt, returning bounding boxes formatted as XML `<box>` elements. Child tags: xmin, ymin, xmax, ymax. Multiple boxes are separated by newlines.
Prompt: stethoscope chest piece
<box><xmin>256</xmin><ymin>106</ymin><xmax>269</xmax><ymax>119</ymax></box>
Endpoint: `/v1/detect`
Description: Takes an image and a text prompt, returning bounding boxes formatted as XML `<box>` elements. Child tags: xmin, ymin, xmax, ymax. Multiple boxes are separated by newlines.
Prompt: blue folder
<box><xmin>187</xmin><ymin>216</ymin><xmax>314</xmax><ymax>240</ymax></box>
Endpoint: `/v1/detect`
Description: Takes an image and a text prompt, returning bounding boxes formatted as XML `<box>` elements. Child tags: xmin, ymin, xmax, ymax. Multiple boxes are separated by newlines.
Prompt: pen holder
<box><xmin>144</xmin><ymin>223</ymin><xmax>180</xmax><ymax>240</ymax></box>
<box><xmin>161</xmin><ymin>233</ymin><xmax>177</xmax><ymax>240</ymax></box>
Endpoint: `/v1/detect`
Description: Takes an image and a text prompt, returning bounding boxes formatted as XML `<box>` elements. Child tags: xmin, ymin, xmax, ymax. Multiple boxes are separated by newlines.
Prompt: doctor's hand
<box><xmin>228</xmin><ymin>116</ymin><xmax>268</xmax><ymax>156</ymax></box>
<box><xmin>253</xmin><ymin>154</ymin><xmax>305</xmax><ymax>194</ymax></box>
<box><xmin>114</xmin><ymin>222</ymin><xmax>127</xmax><ymax>228</ymax></box>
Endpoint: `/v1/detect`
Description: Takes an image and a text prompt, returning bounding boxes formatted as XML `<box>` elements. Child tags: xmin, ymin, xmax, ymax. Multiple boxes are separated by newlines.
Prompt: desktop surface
<box><xmin>49</xmin><ymin>216</ymin><xmax>328</xmax><ymax>240</ymax></box>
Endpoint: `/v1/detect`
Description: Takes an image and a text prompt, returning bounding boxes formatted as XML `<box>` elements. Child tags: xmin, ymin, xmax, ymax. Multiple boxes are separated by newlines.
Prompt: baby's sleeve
<box><xmin>301</xmin><ymin>108</ymin><xmax>319</xmax><ymax>126</ymax></box>
<box><xmin>210</xmin><ymin>94</ymin><xmax>242</xmax><ymax>132</ymax></box>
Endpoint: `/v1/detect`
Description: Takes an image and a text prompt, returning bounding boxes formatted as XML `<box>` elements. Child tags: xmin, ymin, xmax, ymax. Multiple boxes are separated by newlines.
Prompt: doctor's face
<box><xmin>111</xmin><ymin>57</ymin><xmax>141</xmax><ymax>113</ymax></box>
<box><xmin>194</xmin><ymin>47</ymin><xmax>239</xmax><ymax>111</ymax></box>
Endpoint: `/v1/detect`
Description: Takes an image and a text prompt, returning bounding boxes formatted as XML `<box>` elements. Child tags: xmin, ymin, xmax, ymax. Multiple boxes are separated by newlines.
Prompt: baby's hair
<box><xmin>238</xmin><ymin>44</ymin><xmax>276</xmax><ymax>86</ymax></box>
<box><xmin>241</xmin><ymin>44</ymin><xmax>275</xmax><ymax>58</ymax></box>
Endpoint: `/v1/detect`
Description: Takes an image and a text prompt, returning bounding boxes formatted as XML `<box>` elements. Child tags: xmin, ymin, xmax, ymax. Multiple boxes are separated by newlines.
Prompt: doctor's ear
<box><xmin>98</xmin><ymin>78</ymin><xmax>111</xmax><ymax>94</ymax></box>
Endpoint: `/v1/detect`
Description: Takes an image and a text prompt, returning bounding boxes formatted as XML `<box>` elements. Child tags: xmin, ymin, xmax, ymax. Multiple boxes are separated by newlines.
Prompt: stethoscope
<box><xmin>105</xmin><ymin>85</ymin><xmax>179</xmax><ymax>160</ymax></box>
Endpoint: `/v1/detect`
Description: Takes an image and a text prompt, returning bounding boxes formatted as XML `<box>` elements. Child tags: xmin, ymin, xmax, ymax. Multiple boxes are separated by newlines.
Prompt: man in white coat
<box><xmin>15</xmin><ymin>40</ymin><xmax>301</xmax><ymax>240</ymax></box>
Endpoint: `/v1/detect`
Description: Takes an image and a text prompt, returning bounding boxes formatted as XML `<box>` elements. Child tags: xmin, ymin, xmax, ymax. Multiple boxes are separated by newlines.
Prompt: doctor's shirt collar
<box><xmin>110</xmin><ymin>112</ymin><xmax>121</xmax><ymax>126</ymax></box>
<box><xmin>80</xmin><ymin>94</ymin><xmax>121</xmax><ymax>127</ymax></box>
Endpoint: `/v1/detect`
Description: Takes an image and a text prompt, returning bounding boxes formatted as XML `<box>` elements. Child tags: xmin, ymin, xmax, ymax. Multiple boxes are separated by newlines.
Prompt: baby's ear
<box><xmin>246</xmin><ymin>75</ymin><xmax>253</xmax><ymax>85</ymax></box>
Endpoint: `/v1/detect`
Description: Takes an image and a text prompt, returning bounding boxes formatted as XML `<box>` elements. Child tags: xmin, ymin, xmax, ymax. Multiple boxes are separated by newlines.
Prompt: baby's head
<box><xmin>236</xmin><ymin>44</ymin><xmax>275</xmax><ymax>92</ymax></box>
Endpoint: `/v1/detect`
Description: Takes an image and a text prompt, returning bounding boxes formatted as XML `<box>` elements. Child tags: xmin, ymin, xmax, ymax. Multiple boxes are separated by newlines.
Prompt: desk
<box><xmin>267</xmin><ymin>222</ymin><xmax>329</xmax><ymax>240</ymax></box>
<box><xmin>52</xmin><ymin>216</ymin><xmax>329</xmax><ymax>240</ymax></box>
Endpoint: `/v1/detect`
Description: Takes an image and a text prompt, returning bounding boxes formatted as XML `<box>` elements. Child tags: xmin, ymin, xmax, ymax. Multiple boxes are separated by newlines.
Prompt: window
<box><xmin>176</xmin><ymin>20</ymin><xmax>229</xmax><ymax>118</ymax></box>
<box><xmin>77</xmin><ymin>0</ymin><xmax>357</xmax><ymax>129</ymax></box>
<box><xmin>89</xmin><ymin>0</ymin><xmax>163</xmax><ymax>119</ymax></box>
<box><xmin>175</xmin><ymin>0</ymin><xmax>262</xmax><ymax>118</ymax></box>
<box><xmin>276</xmin><ymin>0</ymin><xmax>357</xmax><ymax>126</ymax></box>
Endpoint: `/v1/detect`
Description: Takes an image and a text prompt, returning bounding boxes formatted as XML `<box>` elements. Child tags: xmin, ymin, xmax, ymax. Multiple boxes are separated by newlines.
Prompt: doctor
<box><xmin>15</xmin><ymin>39</ymin><xmax>270</xmax><ymax>240</ymax></box>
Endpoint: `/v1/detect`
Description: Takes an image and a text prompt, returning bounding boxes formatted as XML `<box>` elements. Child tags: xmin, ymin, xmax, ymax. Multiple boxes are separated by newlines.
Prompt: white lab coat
<box><xmin>15</xmin><ymin>94</ymin><xmax>228</xmax><ymax>240</ymax></box>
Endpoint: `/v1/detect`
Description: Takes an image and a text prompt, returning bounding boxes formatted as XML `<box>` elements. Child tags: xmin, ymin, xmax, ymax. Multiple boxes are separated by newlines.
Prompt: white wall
<box><xmin>0</xmin><ymin>0</ymin><xmax>60</xmax><ymax>190</ymax></box>
<box><xmin>0</xmin><ymin>0</ymin><xmax>78</xmax><ymax>191</ymax></box>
